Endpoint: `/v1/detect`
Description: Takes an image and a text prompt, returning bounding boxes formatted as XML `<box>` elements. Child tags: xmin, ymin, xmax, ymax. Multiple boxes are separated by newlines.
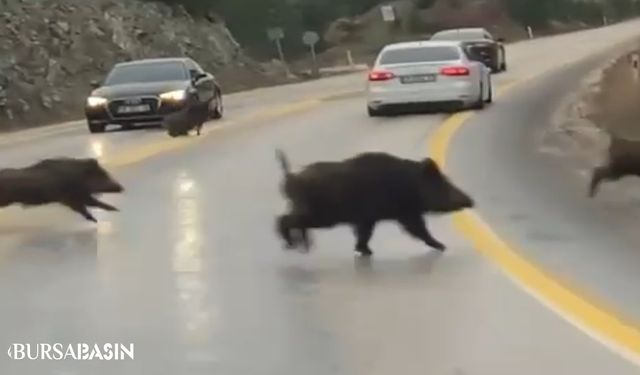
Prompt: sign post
<box><xmin>267</xmin><ymin>27</ymin><xmax>289</xmax><ymax>74</ymax></box>
<box><xmin>302</xmin><ymin>31</ymin><xmax>320</xmax><ymax>77</ymax></box>
<box><xmin>380</xmin><ymin>5</ymin><xmax>397</xmax><ymax>43</ymax></box>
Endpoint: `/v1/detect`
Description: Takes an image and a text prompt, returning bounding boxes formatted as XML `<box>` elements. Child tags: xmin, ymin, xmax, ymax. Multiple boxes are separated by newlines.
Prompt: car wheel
<box><xmin>88</xmin><ymin>122</ymin><xmax>106</xmax><ymax>133</ymax></box>
<box><xmin>485</xmin><ymin>82</ymin><xmax>493</xmax><ymax>104</ymax></box>
<box><xmin>209</xmin><ymin>91</ymin><xmax>223</xmax><ymax>120</ymax></box>
<box><xmin>367</xmin><ymin>105</ymin><xmax>385</xmax><ymax>117</ymax></box>
<box><xmin>473</xmin><ymin>83</ymin><xmax>485</xmax><ymax>110</ymax></box>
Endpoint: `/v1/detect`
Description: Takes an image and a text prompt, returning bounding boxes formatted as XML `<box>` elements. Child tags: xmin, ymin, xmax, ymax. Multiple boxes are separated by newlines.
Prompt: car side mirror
<box><xmin>90</xmin><ymin>80</ymin><xmax>100</xmax><ymax>89</ymax></box>
<box><xmin>192</xmin><ymin>73</ymin><xmax>208</xmax><ymax>84</ymax></box>
<box><xmin>497</xmin><ymin>37</ymin><xmax>506</xmax><ymax>43</ymax></box>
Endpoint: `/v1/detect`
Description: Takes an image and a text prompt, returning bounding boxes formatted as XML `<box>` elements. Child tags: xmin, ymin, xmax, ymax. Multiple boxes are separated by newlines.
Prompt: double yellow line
<box><xmin>428</xmin><ymin>83</ymin><xmax>640</xmax><ymax>366</ymax></box>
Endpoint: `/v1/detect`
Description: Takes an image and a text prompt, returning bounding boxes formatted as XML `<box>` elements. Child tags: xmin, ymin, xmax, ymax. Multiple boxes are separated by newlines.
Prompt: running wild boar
<box><xmin>275</xmin><ymin>150</ymin><xmax>474</xmax><ymax>256</ymax></box>
<box><xmin>0</xmin><ymin>157</ymin><xmax>124</xmax><ymax>222</ymax></box>
<box><xmin>163</xmin><ymin>100</ymin><xmax>209</xmax><ymax>138</ymax></box>
<box><xmin>589</xmin><ymin>135</ymin><xmax>640</xmax><ymax>197</ymax></box>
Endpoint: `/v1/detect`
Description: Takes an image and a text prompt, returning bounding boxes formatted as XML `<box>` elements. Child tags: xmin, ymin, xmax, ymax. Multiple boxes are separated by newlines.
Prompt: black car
<box><xmin>85</xmin><ymin>57</ymin><xmax>223</xmax><ymax>133</ymax></box>
<box><xmin>430</xmin><ymin>28</ymin><xmax>507</xmax><ymax>73</ymax></box>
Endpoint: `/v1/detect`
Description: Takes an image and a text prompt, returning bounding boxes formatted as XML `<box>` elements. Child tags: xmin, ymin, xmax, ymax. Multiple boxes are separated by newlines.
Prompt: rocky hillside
<box><xmin>0</xmin><ymin>0</ymin><xmax>289</xmax><ymax>130</ymax></box>
<box><xmin>311</xmin><ymin>0</ymin><xmax>611</xmax><ymax>68</ymax></box>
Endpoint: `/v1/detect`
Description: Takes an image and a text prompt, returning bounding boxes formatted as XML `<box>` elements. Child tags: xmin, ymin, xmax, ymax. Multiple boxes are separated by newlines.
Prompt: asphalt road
<box><xmin>2</xmin><ymin>21</ymin><xmax>640</xmax><ymax>374</ymax></box>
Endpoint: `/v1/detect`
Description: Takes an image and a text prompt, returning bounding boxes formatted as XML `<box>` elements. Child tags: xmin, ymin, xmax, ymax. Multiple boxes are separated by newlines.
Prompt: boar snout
<box><xmin>426</xmin><ymin>182</ymin><xmax>475</xmax><ymax>213</ymax></box>
<box><xmin>101</xmin><ymin>180</ymin><xmax>124</xmax><ymax>193</ymax></box>
<box><xmin>449</xmin><ymin>186</ymin><xmax>474</xmax><ymax>210</ymax></box>
<box><xmin>86</xmin><ymin>170</ymin><xmax>124</xmax><ymax>194</ymax></box>
<box><xmin>455</xmin><ymin>190</ymin><xmax>475</xmax><ymax>210</ymax></box>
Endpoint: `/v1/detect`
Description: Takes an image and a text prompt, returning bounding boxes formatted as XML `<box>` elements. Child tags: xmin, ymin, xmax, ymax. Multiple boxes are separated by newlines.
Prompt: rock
<box><xmin>18</xmin><ymin>99</ymin><xmax>29</xmax><ymax>112</ymax></box>
<box><xmin>41</xmin><ymin>95</ymin><xmax>53</xmax><ymax>109</ymax></box>
<box><xmin>324</xmin><ymin>18</ymin><xmax>363</xmax><ymax>45</ymax></box>
<box><xmin>56</xmin><ymin>21</ymin><xmax>70</xmax><ymax>33</ymax></box>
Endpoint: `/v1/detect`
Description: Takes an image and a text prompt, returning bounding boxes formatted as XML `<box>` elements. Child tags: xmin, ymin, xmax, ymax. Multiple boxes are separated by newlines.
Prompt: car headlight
<box><xmin>87</xmin><ymin>96</ymin><xmax>107</xmax><ymax>107</ymax></box>
<box><xmin>159</xmin><ymin>90</ymin><xmax>187</xmax><ymax>101</ymax></box>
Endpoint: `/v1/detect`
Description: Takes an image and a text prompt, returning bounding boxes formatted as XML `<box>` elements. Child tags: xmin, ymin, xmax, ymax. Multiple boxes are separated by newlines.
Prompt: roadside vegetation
<box><xmin>151</xmin><ymin>0</ymin><xmax>640</xmax><ymax>58</ymax></box>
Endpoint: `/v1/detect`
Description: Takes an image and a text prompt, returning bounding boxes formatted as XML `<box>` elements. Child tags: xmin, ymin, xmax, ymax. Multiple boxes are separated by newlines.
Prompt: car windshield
<box><xmin>432</xmin><ymin>30</ymin><xmax>487</xmax><ymax>41</ymax></box>
<box><xmin>379</xmin><ymin>46</ymin><xmax>461</xmax><ymax>65</ymax></box>
<box><xmin>104</xmin><ymin>62</ymin><xmax>187</xmax><ymax>85</ymax></box>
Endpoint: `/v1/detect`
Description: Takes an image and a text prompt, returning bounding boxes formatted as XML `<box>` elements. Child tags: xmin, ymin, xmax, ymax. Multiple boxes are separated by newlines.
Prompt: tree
<box><xmin>148</xmin><ymin>0</ymin><xmax>640</xmax><ymax>59</ymax></box>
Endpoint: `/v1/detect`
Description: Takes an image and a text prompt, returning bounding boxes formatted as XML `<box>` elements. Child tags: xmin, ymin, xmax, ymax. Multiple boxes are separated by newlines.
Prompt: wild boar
<box><xmin>163</xmin><ymin>100</ymin><xmax>209</xmax><ymax>138</ymax></box>
<box><xmin>0</xmin><ymin>157</ymin><xmax>124</xmax><ymax>222</ymax></box>
<box><xmin>274</xmin><ymin>150</ymin><xmax>474</xmax><ymax>256</ymax></box>
<box><xmin>589</xmin><ymin>135</ymin><xmax>640</xmax><ymax>197</ymax></box>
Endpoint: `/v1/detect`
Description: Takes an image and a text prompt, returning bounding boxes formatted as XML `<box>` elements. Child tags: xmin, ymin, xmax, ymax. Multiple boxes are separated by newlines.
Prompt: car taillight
<box><xmin>440</xmin><ymin>66</ymin><xmax>470</xmax><ymax>76</ymax></box>
<box><xmin>368</xmin><ymin>70</ymin><xmax>396</xmax><ymax>81</ymax></box>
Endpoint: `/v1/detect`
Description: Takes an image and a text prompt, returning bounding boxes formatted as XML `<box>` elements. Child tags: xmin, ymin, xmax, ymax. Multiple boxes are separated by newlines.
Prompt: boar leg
<box><xmin>298</xmin><ymin>227</ymin><xmax>312</xmax><ymax>252</ymax></box>
<box><xmin>398</xmin><ymin>215</ymin><xmax>446</xmax><ymax>251</ymax></box>
<box><xmin>86</xmin><ymin>196</ymin><xmax>118</xmax><ymax>212</ymax></box>
<box><xmin>277</xmin><ymin>214</ymin><xmax>312</xmax><ymax>250</ymax></box>
<box><xmin>276</xmin><ymin>214</ymin><xmax>296</xmax><ymax>249</ymax></box>
<box><xmin>62</xmin><ymin>201</ymin><xmax>97</xmax><ymax>223</ymax></box>
<box><xmin>352</xmin><ymin>221</ymin><xmax>376</xmax><ymax>256</ymax></box>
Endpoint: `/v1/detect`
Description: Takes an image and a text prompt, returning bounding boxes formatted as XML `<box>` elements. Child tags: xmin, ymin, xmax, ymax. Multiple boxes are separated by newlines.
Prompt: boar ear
<box><xmin>422</xmin><ymin>158</ymin><xmax>441</xmax><ymax>174</ymax></box>
<box><xmin>81</xmin><ymin>158</ymin><xmax>101</xmax><ymax>172</ymax></box>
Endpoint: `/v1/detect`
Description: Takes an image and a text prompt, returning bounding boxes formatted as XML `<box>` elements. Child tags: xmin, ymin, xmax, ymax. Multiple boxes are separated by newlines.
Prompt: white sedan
<box><xmin>366</xmin><ymin>41</ymin><xmax>493</xmax><ymax>116</ymax></box>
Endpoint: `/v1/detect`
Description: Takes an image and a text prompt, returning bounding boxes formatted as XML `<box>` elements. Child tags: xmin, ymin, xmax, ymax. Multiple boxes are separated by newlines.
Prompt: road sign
<box><xmin>302</xmin><ymin>31</ymin><xmax>320</xmax><ymax>77</ymax></box>
<box><xmin>381</xmin><ymin>5</ymin><xmax>396</xmax><ymax>22</ymax></box>
<box><xmin>267</xmin><ymin>27</ymin><xmax>284</xmax><ymax>41</ymax></box>
<box><xmin>302</xmin><ymin>31</ymin><xmax>320</xmax><ymax>46</ymax></box>
<box><xmin>266</xmin><ymin>27</ymin><xmax>289</xmax><ymax>75</ymax></box>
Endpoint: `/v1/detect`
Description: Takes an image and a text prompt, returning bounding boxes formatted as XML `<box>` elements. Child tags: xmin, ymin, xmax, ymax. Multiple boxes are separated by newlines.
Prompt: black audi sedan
<box><xmin>85</xmin><ymin>57</ymin><xmax>223</xmax><ymax>133</ymax></box>
<box><xmin>430</xmin><ymin>28</ymin><xmax>507</xmax><ymax>73</ymax></box>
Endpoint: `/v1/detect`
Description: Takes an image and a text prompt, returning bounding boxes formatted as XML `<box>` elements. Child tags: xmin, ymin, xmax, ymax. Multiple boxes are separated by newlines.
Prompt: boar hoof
<box><xmin>426</xmin><ymin>241</ymin><xmax>446</xmax><ymax>252</ymax></box>
<box><xmin>432</xmin><ymin>243</ymin><xmax>446</xmax><ymax>252</ymax></box>
<box><xmin>85</xmin><ymin>215</ymin><xmax>98</xmax><ymax>223</ymax></box>
<box><xmin>355</xmin><ymin>247</ymin><xmax>373</xmax><ymax>257</ymax></box>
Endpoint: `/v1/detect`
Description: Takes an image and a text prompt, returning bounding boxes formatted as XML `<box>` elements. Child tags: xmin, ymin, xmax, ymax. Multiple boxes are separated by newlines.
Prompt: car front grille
<box><xmin>108</xmin><ymin>97</ymin><xmax>160</xmax><ymax>118</ymax></box>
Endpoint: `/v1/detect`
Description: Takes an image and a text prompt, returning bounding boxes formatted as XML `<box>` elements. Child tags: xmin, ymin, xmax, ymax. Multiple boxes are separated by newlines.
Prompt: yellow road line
<box><xmin>428</xmin><ymin>82</ymin><xmax>640</xmax><ymax>365</ymax></box>
<box><xmin>0</xmin><ymin>123</ymin><xmax>80</xmax><ymax>146</ymax></box>
<box><xmin>0</xmin><ymin>90</ymin><xmax>360</xmax><ymax>150</ymax></box>
<box><xmin>104</xmin><ymin>98</ymin><xmax>327</xmax><ymax>168</ymax></box>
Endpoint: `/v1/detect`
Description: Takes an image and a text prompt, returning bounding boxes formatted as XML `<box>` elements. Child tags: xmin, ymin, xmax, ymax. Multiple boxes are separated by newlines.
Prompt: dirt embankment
<box><xmin>586</xmin><ymin>52</ymin><xmax>640</xmax><ymax>140</ymax></box>
<box><xmin>539</xmin><ymin>45</ymin><xmax>640</xmax><ymax>199</ymax></box>
<box><xmin>307</xmin><ymin>0</ymin><xmax>592</xmax><ymax>69</ymax></box>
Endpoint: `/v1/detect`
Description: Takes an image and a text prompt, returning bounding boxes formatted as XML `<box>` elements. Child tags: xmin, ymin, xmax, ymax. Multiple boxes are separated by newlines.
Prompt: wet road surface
<box><xmin>2</xmin><ymin>20</ymin><xmax>640</xmax><ymax>374</ymax></box>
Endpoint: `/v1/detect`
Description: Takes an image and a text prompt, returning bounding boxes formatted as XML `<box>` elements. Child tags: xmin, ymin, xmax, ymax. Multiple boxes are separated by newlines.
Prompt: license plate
<box><xmin>117</xmin><ymin>104</ymin><xmax>150</xmax><ymax>114</ymax></box>
<box><xmin>400</xmin><ymin>74</ymin><xmax>436</xmax><ymax>84</ymax></box>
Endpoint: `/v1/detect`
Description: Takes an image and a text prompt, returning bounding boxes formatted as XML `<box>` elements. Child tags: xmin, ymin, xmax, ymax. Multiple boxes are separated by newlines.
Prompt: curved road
<box><xmin>2</xmin><ymin>21</ymin><xmax>640</xmax><ymax>374</ymax></box>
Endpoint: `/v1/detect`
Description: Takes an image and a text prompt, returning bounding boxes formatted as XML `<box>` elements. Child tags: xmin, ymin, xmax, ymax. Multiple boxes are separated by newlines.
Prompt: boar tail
<box><xmin>275</xmin><ymin>149</ymin><xmax>292</xmax><ymax>176</ymax></box>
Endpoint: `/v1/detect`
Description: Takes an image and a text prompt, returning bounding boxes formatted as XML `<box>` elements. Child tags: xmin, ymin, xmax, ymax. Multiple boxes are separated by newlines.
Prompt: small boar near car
<box><xmin>163</xmin><ymin>100</ymin><xmax>209</xmax><ymax>138</ymax></box>
<box><xmin>0</xmin><ymin>157</ymin><xmax>124</xmax><ymax>222</ymax></box>
<box><xmin>589</xmin><ymin>135</ymin><xmax>640</xmax><ymax>197</ymax></box>
<box><xmin>274</xmin><ymin>150</ymin><xmax>474</xmax><ymax>256</ymax></box>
